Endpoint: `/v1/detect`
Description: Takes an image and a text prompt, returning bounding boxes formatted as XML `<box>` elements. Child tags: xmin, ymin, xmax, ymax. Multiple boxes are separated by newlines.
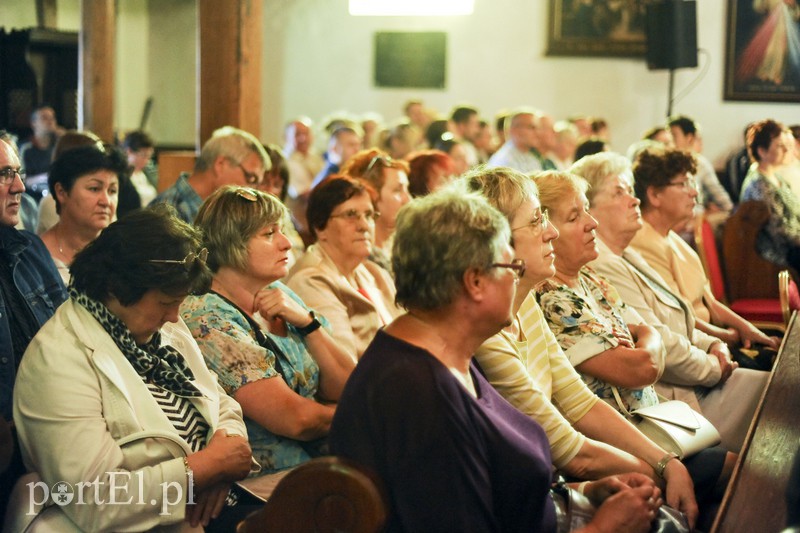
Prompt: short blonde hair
<box><xmin>534</xmin><ymin>171</ymin><xmax>589</xmax><ymax>215</ymax></box>
<box><xmin>194</xmin><ymin>185</ymin><xmax>288</xmax><ymax>272</ymax></box>
<box><xmin>459</xmin><ymin>165</ymin><xmax>538</xmax><ymax>224</ymax></box>
<box><xmin>569</xmin><ymin>152</ymin><xmax>632</xmax><ymax>205</ymax></box>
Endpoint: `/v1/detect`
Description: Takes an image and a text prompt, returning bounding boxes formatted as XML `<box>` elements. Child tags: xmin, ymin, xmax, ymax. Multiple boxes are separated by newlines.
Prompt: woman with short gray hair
<box><xmin>330</xmin><ymin>187</ymin><xmax>661</xmax><ymax>532</ymax></box>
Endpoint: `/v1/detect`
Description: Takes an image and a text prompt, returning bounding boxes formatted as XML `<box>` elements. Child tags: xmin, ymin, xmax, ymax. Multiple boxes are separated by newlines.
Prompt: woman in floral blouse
<box><xmin>181</xmin><ymin>186</ymin><xmax>354</xmax><ymax>491</ymax></box>
<box><xmin>534</xmin><ymin>171</ymin><xmax>665</xmax><ymax>414</ymax></box>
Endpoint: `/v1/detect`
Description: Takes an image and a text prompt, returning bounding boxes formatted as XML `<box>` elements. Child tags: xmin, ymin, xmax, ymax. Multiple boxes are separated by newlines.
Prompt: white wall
<box><xmin>3</xmin><ymin>0</ymin><xmax>800</xmax><ymax>166</ymax></box>
<box><xmin>263</xmin><ymin>0</ymin><xmax>800</xmax><ymax>167</ymax></box>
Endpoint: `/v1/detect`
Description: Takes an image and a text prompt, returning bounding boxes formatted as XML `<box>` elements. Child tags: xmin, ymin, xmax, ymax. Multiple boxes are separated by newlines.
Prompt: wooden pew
<box><xmin>711</xmin><ymin>312</ymin><xmax>800</xmax><ymax>533</ymax></box>
<box><xmin>237</xmin><ymin>456</ymin><xmax>388</xmax><ymax>533</ymax></box>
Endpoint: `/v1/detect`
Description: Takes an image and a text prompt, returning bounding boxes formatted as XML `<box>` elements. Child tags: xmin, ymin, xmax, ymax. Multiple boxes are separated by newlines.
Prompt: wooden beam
<box><xmin>35</xmin><ymin>0</ymin><xmax>57</xmax><ymax>29</ymax></box>
<box><xmin>197</xmin><ymin>0</ymin><xmax>262</xmax><ymax>148</ymax></box>
<box><xmin>79</xmin><ymin>0</ymin><xmax>115</xmax><ymax>142</ymax></box>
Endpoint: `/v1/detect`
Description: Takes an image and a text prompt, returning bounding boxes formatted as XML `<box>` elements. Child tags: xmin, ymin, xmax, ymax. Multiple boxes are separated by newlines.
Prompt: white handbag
<box><xmin>611</xmin><ymin>388</ymin><xmax>721</xmax><ymax>458</ymax></box>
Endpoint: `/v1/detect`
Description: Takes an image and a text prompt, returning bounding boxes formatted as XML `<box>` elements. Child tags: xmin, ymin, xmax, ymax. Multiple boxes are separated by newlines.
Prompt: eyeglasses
<box><xmin>0</xmin><ymin>167</ymin><xmax>25</xmax><ymax>186</ymax></box>
<box><xmin>665</xmin><ymin>177</ymin><xmax>698</xmax><ymax>192</ymax></box>
<box><xmin>235</xmin><ymin>187</ymin><xmax>259</xmax><ymax>202</ymax></box>
<box><xmin>149</xmin><ymin>248</ymin><xmax>209</xmax><ymax>268</ymax></box>
<box><xmin>329</xmin><ymin>209</ymin><xmax>380</xmax><ymax>223</ymax></box>
<box><xmin>491</xmin><ymin>258</ymin><xmax>526</xmax><ymax>280</ymax></box>
<box><xmin>238</xmin><ymin>164</ymin><xmax>261</xmax><ymax>185</ymax></box>
<box><xmin>511</xmin><ymin>209</ymin><xmax>550</xmax><ymax>234</ymax></box>
<box><xmin>365</xmin><ymin>155</ymin><xmax>394</xmax><ymax>175</ymax></box>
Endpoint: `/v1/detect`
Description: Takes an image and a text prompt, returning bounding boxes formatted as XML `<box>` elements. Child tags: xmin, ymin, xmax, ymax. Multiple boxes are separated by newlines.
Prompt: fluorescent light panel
<box><xmin>349</xmin><ymin>0</ymin><xmax>474</xmax><ymax>16</ymax></box>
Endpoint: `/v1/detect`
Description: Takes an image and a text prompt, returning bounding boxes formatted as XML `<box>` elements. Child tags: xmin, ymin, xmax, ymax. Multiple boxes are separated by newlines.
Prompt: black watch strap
<box><xmin>296</xmin><ymin>311</ymin><xmax>322</xmax><ymax>336</ymax></box>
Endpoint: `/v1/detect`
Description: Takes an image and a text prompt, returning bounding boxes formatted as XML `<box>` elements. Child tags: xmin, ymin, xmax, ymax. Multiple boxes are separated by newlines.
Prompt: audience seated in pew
<box><xmin>0</xmin><ymin>135</ymin><xmax>66</xmax><ymax>526</ymax></box>
<box><xmin>573</xmin><ymin>152</ymin><xmax>768</xmax><ymax>453</ymax></box>
<box><xmin>181</xmin><ymin>186</ymin><xmax>354</xmax><ymax>494</ymax></box>
<box><xmin>39</xmin><ymin>145</ymin><xmax>126</xmax><ymax>284</ymax></box>
<box><xmin>330</xmin><ymin>187</ymin><xmax>663</xmax><ymax>533</ymax></box>
<box><xmin>463</xmin><ymin>166</ymin><xmax>698</xmax><ymax>526</ymax></box>
<box><xmin>286</xmin><ymin>177</ymin><xmax>401</xmax><ymax>360</ymax></box>
<box><xmin>12</xmin><ymin>206</ymin><xmax>253</xmax><ymax>531</ymax></box>
<box><xmin>150</xmin><ymin>126</ymin><xmax>270</xmax><ymax>224</ymax></box>
<box><xmin>628</xmin><ymin>146</ymin><xmax>781</xmax><ymax>367</ymax></box>
<box><xmin>533</xmin><ymin>171</ymin><xmax>735</xmax><ymax>510</ymax></box>
<box><xmin>741</xmin><ymin>119</ymin><xmax>800</xmax><ymax>275</ymax></box>
<box><xmin>341</xmin><ymin>148</ymin><xmax>411</xmax><ymax>272</ymax></box>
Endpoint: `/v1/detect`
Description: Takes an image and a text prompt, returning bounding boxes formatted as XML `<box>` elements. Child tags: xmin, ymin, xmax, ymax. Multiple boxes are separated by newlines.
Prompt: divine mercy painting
<box><xmin>725</xmin><ymin>0</ymin><xmax>800</xmax><ymax>102</ymax></box>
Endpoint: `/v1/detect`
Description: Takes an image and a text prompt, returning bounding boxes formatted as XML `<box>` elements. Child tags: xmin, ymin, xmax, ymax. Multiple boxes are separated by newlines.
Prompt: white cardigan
<box><xmin>12</xmin><ymin>299</ymin><xmax>247</xmax><ymax>532</ymax></box>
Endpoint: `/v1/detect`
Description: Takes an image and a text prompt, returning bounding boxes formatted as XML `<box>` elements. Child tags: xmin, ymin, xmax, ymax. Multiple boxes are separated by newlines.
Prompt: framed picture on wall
<box><xmin>546</xmin><ymin>0</ymin><xmax>647</xmax><ymax>57</ymax></box>
<box><xmin>724</xmin><ymin>0</ymin><xmax>800</xmax><ymax>102</ymax></box>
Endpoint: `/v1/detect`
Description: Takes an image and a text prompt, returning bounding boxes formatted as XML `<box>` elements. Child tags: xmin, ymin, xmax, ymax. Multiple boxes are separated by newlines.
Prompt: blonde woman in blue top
<box><xmin>181</xmin><ymin>186</ymin><xmax>354</xmax><ymax>489</ymax></box>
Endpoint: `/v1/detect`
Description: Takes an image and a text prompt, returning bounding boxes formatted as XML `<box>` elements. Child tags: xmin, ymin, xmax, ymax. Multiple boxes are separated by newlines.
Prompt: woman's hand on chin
<box><xmin>254</xmin><ymin>287</ymin><xmax>314</xmax><ymax>327</ymax></box>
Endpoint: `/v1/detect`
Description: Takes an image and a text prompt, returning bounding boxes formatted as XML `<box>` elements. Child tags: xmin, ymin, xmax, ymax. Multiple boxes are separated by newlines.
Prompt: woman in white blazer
<box><xmin>12</xmin><ymin>206</ymin><xmax>253</xmax><ymax>532</ymax></box>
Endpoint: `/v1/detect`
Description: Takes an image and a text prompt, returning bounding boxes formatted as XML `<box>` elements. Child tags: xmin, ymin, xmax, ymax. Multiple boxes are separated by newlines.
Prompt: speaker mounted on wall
<box><xmin>645</xmin><ymin>0</ymin><xmax>698</xmax><ymax>70</ymax></box>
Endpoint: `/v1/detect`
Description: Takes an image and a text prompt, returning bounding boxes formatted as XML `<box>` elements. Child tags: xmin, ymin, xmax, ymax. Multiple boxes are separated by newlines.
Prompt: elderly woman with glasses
<box><xmin>341</xmin><ymin>148</ymin><xmax>411</xmax><ymax>271</ymax></box>
<box><xmin>13</xmin><ymin>205</ymin><xmax>254</xmax><ymax>531</ymax></box>
<box><xmin>535</xmin><ymin>171</ymin><xmax>734</xmax><ymax>517</ymax></box>
<box><xmin>628</xmin><ymin>147</ymin><xmax>779</xmax><ymax>361</ymax></box>
<box><xmin>180</xmin><ymin>186</ymin><xmax>354</xmax><ymax>493</ymax></box>
<box><xmin>464</xmin><ymin>167</ymin><xmax>699</xmax><ymax>527</ymax></box>
<box><xmin>331</xmin><ymin>188</ymin><xmax>662</xmax><ymax>533</ymax></box>
<box><xmin>575</xmin><ymin>152</ymin><xmax>768</xmax><ymax>454</ymax></box>
<box><xmin>286</xmin><ymin>176</ymin><xmax>401</xmax><ymax>360</ymax></box>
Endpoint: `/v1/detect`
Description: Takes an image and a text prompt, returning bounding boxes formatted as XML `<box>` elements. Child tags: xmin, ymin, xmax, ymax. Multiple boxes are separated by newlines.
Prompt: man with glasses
<box><xmin>150</xmin><ymin>126</ymin><xmax>270</xmax><ymax>223</ymax></box>
<box><xmin>0</xmin><ymin>135</ymin><xmax>66</xmax><ymax>523</ymax></box>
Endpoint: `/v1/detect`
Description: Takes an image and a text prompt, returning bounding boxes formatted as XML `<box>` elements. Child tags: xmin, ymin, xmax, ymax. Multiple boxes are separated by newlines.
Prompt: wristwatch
<box><xmin>655</xmin><ymin>452</ymin><xmax>680</xmax><ymax>479</ymax></box>
<box><xmin>296</xmin><ymin>311</ymin><xmax>322</xmax><ymax>336</ymax></box>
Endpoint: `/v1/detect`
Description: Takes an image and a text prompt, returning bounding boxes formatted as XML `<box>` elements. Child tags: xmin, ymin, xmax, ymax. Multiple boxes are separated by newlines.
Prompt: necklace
<box><xmin>55</xmin><ymin>224</ymin><xmax>81</xmax><ymax>259</ymax></box>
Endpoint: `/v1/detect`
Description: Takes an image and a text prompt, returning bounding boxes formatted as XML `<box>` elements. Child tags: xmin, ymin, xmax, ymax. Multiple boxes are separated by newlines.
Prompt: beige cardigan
<box><xmin>286</xmin><ymin>244</ymin><xmax>400</xmax><ymax>359</ymax></box>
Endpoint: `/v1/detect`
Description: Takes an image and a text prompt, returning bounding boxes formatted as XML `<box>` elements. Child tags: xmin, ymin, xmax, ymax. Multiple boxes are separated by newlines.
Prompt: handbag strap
<box><xmin>610</xmin><ymin>386</ymin><xmax>635</xmax><ymax>418</ymax></box>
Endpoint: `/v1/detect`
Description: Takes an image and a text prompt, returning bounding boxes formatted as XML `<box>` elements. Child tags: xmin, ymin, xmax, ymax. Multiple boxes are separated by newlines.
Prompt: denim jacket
<box><xmin>0</xmin><ymin>227</ymin><xmax>66</xmax><ymax>419</ymax></box>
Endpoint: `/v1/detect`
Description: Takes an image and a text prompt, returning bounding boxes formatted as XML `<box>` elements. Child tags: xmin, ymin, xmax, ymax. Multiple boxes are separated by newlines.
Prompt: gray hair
<box><xmin>195</xmin><ymin>126</ymin><xmax>271</xmax><ymax>173</ymax></box>
<box><xmin>569</xmin><ymin>152</ymin><xmax>632</xmax><ymax>205</ymax></box>
<box><xmin>392</xmin><ymin>187</ymin><xmax>511</xmax><ymax>311</ymax></box>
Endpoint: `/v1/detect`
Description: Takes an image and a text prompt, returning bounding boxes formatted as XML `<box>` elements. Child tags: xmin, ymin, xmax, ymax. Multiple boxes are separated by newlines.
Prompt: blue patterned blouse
<box><xmin>181</xmin><ymin>281</ymin><xmax>330</xmax><ymax>474</ymax></box>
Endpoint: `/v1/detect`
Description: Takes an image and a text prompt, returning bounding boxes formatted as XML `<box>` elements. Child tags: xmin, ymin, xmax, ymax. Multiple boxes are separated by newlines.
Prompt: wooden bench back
<box><xmin>721</xmin><ymin>200</ymin><xmax>782</xmax><ymax>301</ymax></box>
<box><xmin>237</xmin><ymin>456</ymin><xmax>389</xmax><ymax>533</ymax></box>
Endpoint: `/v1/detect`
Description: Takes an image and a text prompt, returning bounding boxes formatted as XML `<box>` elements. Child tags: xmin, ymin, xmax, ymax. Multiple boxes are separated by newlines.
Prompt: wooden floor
<box><xmin>711</xmin><ymin>313</ymin><xmax>800</xmax><ymax>533</ymax></box>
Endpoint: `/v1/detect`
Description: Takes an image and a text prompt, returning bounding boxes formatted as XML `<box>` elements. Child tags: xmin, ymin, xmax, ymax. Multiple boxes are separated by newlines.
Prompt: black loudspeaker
<box><xmin>645</xmin><ymin>0</ymin><xmax>698</xmax><ymax>70</ymax></box>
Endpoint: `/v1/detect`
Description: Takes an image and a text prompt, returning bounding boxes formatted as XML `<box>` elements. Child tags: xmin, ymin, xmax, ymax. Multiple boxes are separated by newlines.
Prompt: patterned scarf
<box><xmin>70</xmin><ymin>287</ymin><xmax>203</xmax><ymax>398</ymax></box>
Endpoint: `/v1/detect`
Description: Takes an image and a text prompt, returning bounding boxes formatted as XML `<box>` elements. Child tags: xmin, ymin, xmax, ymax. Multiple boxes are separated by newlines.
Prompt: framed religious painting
<box><xmin>546</xmin><ymin>0</ymin><xmax>647</xmax><ymax>57</ymax></box>
<box><xmin>724</xmin><ymin>0</ymin><xmax>800</xmax><ymax>102</ymax></box>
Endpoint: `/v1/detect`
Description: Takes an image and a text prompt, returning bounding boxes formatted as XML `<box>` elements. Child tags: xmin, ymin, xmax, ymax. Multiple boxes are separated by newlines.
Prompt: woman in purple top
<box><xmin>330</xmin><ymin>187</ymin><xmax>662</xmax><ymax>533</ymax></box>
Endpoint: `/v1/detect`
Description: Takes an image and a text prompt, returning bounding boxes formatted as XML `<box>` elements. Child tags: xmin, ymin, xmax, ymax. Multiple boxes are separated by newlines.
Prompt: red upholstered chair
<box><xmin>694</xmin><ymin>210</ymin><xmax>784</xmax><ymax>326</ymax></box>
<box><xmin>237</xmin><ymin>456</ymin><xmax>388</xmax><ymax>533</ymax></box>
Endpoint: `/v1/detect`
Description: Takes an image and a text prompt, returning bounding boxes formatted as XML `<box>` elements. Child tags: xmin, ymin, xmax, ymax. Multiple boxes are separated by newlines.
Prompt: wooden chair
<box><xmin>720</xmin><ymin>201</ymin><xmax>783</xmax><ymax>301</ymax></box>
<box><xmin>695</xmin><ymin>207</ymin><xmax>783</xmax><ymax>325</ymax></box>
<box><xmin>237</xmin><ymin>457</ymin><xmax>389</xmax><ymax>533</ymax></box>
<box><xmin>156</xmin><ymin>150</ymin><xmax>196</xmax><ymax>192</ymax></box>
